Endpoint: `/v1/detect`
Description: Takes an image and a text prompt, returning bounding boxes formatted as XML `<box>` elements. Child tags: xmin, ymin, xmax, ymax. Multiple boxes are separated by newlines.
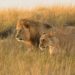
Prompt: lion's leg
<box><xmin>49</xmin><ymin>46</ymin><xmax>55</xmax><ymax>55</ymax></box>
<box><xmin>24</xmin><ymin>41</ymin><xmax>34</xmax><ymax>51</ymax></box>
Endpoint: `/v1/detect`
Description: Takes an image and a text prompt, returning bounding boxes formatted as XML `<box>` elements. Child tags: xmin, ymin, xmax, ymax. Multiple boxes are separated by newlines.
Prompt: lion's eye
<box><xmin>25</xmin><ymin>24</ymin><xmax>29</xmax><ymax>28</ymax></box>
<box><xmin>42</xmin><ymin>39</ymin><xmax>45</xmax><ymax>42</ymax></box>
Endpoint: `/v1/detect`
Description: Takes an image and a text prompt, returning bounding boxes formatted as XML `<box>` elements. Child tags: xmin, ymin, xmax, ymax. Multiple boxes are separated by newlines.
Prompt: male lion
<box><xmin>39</xmin><ymin>28</ymin><xmax>75</xmax><ymax>55</ymax></box>
<box><xmin>16</xmin><ymin>19</ymin><xmax>52</xmax><ymax>49</ymax></box>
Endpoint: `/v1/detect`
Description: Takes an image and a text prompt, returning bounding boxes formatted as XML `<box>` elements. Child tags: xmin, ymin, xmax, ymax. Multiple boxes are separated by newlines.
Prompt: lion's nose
<box><xmin>39</xmin><ymin>44</ymin><xmax>45</xmax><ymax>48</ymax></box>
<box><xmin>39</xmin><ymin>44</ymin><xmax>46</xmax><ymax>51</ymax></box>
<box><xmin>16</xmin><ymin>35</ymin><xmax>20</xmax><ymax>39</ymax></box>
<box><xmin>16</xmin><ymin>35</ymin><xmax>19</xmax><ymax>38</ymax></box>
<box><xmin>16</xmin><ymin>34</ymin><xmax>23</xmax><ymax>41</ymax></box>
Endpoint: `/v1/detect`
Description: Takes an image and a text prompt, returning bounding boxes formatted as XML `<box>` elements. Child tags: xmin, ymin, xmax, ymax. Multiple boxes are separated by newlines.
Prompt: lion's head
<box><xmin>39</xmin><ymin>32</ymin><xmax>59</xmax><ymax>54</ymax></box>
<box><xmin>39</xmin><ymin>33</ymin><xmax>54</xmax><ymax>50</ymax></box>
<box><xmin>15</xmin><ymin>19</ymin><xmax>31</xmax><ymax>42</ymax></box>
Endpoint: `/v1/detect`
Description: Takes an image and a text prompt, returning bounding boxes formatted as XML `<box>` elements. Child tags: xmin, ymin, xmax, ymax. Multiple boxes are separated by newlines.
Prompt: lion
<box><xmin>39</xmin><ymin>32</ymin><xmax>59</xmax><ymax>55</ymax></box>
<box><xmin>39</xmin><ymin>29</ymin><xmax>75</xmax><ymax>55</ymax></box>
<box><xmin>15</xmin><ymin>19</ymin><xmax>52</xmax><ymax>49</ymax></box>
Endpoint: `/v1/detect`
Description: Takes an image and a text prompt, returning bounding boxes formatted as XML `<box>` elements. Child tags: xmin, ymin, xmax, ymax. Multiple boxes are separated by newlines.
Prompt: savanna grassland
<box><xmin>0</xmin><ymin>7</ymin><xmax>75</xmax><ymax>75</ymax></box>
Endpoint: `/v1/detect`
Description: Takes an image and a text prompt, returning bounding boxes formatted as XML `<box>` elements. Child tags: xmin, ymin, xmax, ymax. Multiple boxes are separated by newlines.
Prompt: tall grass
<box><xmin>0</xmin><ymin>6</ymin><xmax>75</xmax><ymax>28</ymax></box>
<box><xmin>0</xmin><ymin>7</ymin><xmax>75</xmax><ymax>75</ymax></box>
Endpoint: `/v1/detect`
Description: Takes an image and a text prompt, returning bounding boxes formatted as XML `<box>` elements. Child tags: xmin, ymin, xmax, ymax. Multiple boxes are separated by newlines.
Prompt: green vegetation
<box><xmin>0</xmin><ymin>7</ymin><xmax>75</xmax><ymax>75</ymax></box>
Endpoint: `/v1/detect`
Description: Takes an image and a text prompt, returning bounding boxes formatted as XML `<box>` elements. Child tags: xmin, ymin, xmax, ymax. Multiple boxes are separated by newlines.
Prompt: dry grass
<box><xmin>0</xmin><ymin>7</ymin><xmax>75</xmax><ymax>75</ymax></box>
<box><xmin>0</xmin><ymin>38</ymin><xmax>75</xmax><ymax>75</ymax></box>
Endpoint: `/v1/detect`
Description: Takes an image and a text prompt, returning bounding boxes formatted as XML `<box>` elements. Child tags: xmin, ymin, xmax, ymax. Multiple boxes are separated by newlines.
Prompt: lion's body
<box><xmin>16</xmin><ymin>19</ymin><xmax>52</xmax><ymax>49</ymax></box>
<box><xmin>39</xmin><ymin>27</ymin><xmax>75</xmax><ymax>55</ymax></box>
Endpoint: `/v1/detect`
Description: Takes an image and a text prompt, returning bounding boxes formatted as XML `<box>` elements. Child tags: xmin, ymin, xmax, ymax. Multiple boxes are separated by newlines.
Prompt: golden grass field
<box><xmin>0</xmin><ymin>7</ymin><xmax>75</xmax><ymax>75</ymax></box>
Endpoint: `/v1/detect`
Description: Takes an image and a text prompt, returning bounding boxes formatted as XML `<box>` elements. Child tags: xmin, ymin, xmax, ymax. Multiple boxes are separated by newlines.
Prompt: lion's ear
<box><xmin>48</xmin><ymin>31</ymin><xmax>56</xmax><ymax>37</ymax></box>
<box><xmin>44</xmin><ymin>23</ymin><xmax>52</xmax><ymax>29</ymax></box>
<box><xmin>25</xmin><ymin>21</ymin><xmax>30</xmax><ymax>28</ymax></box>
<box><xmin>48</xmin><ymin>32</ymin><xmax>52</xmax><ymax>36</ymax></box>
<box><xmin>25</xmin><ymin>24</ymin><xmax>29</xmax><ymax>28</ymax></box>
